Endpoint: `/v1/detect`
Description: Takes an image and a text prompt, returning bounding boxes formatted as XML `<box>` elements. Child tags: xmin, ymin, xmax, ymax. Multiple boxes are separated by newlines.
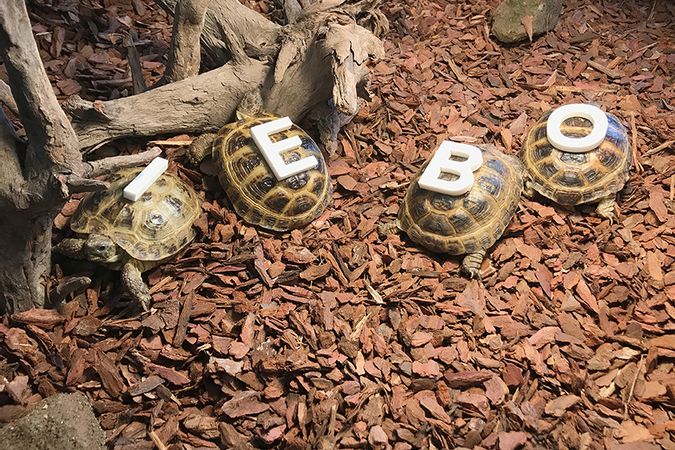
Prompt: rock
<box><xmin>0</xmin><ymin>392</ymin><xmax>106</xmax><ymax>450</ymax></box>
<box><xmin>491</xmin><ymin>0</ymin><xmax>562</xmax><ymax>44</ymax></box>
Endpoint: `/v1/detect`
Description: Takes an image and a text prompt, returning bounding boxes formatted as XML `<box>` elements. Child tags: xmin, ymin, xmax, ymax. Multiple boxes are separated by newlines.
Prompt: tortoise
<box><xmin>55</xmin><ymin>167</ymin><xmax>201</xmax><ymax>311</ymax></box>
<box><xmin>520</xmin><ymin>110</ymin><xmax>631</xmax><ymax>222</ymax></box>
<box><xmin>391</xmin><ymin>144</ymin><xmax>523</xmax><ymax>279</ymax></box>
<box><xmin>187</xmin><ymin>92</ymin><xmax>332</xmax><ymax>232</ymax></box>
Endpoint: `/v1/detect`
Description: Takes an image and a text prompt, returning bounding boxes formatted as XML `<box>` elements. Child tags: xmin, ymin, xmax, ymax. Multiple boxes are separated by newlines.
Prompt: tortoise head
<box><xmin>83</xmin><ymin>234</ymin><xmax>124</xmax><ymax>264</ymax></box>
<box><xmin>235</xmin><ymin>89</ymin><xmax>263</xmax><ymax>121</ymax></box>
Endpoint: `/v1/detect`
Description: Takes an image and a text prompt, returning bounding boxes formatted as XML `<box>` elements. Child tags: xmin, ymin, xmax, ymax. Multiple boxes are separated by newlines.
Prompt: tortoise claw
<box><xmin>377</xmin><ymin>220</ymin><xmax>400</xmax><ymax>239</ymax></box>
<box><xmin>461</xmin><ymin>266</ymin><xmax>482</xmax><ymax>281</ymax></box>
<box><xmin>596</xmin><ymin>196</ymin><xmax>618</xmax><ymax>224</ymax></box>
<box><xmin>139</xmin><ymin>294</ymin><xmax>151</xmax><ymax>312</ymax></box>
<box><xmin>461</xmin><ymin>250</ymin><xmax>486</xmax><ymax>280</ymax></box>
<box><xmin>122</xmin><ymin>262</ymin><xmax>153</xmax><ymax>312</ymax></box>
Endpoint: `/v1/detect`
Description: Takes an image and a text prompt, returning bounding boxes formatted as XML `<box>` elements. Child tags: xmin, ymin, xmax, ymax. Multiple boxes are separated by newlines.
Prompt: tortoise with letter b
<box><xmin>386</xmin><ymin>141</ymin><xmax>524</xmax><ymax>279</ymax></box>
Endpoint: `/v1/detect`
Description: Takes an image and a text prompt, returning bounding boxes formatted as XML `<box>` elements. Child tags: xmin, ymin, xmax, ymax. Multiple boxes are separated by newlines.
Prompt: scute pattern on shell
<box><xmin>398</xmin><ymin>146</ymin><xmax>524</xmax><ymax>255</ymax></box>
<box><xmin>521</xmin><ymin>111</ymin><xmax>631</xmax><ymax>205</ymax></box>
<box><xmin>213</xmin><ymin>115</ymin><xmax>332</xmax><ymax>231</ymax></box>
<box><xmin>70</xmin><ymin>168</ymin><xmax>201</xmax><ymax>261</ymax></box>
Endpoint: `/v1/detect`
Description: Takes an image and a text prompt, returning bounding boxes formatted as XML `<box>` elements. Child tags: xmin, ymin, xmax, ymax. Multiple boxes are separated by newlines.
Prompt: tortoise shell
<box><xmin>520</xmin><ymin>111</ymin><xmax>631</xmax><ymax>205</ymax></box>
<box><xmin>398</xmin><ymin>145</ymin><xmax>523</xmax><ymax>255</ymax></box>
<box><xmin>212</xmin><ymin>114</ymin><xmax>332</xmax><ymax>231</ymax></box>
<box><xmin>71</xmin><ymin>168</ymin><xmax>201</xmax><ymax>262</ymax></box>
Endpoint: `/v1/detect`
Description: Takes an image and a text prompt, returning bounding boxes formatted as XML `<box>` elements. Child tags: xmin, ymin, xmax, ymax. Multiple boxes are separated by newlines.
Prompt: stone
<box><xmin>0</xmin><ymin>392</ymin><xmax>106</xmax><ymax>450</ymax></box>
<box><xmin>491</xmin><ymin>0</ymin><xmax>562</xmax><ymax>44</ymax></box>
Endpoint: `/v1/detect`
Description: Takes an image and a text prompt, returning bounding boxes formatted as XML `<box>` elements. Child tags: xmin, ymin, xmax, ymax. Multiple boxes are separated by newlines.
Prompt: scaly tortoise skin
<box><xmin>201</xmin><ymin>114</ymin><xmax>332</xmax><ymax>232</ymax></box>
<box><xmin>397</xmin><ymin>145</ymin><xmax>523</xmax><ymax>278</ymax></box>
<box><xmin>60</xmin><ymin>167</ymin><xmax>201</xmax><ymax>310</ymax></box>
<box><xmin>520</xmin><ymin>110</ymin><xmax>631</xmax><ymax>221</ymax></box>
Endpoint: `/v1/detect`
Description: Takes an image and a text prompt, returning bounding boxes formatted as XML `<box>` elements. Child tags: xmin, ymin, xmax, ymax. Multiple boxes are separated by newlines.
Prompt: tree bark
<box><xmin>0</xmin><ymin>214</ymin><xmax>54</xmax><ymax>315</ymax></box>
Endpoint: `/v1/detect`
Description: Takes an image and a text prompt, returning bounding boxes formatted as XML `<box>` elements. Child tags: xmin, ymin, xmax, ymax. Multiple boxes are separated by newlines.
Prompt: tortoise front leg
<box><xmin>186</xmin><ymin>133</ymin><xmax>217</xmax><ymax>167</ymax></box>
<box><xmin>596</xmin><ymin>195</ymin><xmax>617</xmax><ymax>224</ymax></box>
<box><xmin>377</xmin><ymin>220</ymin><xmax>400</xmax><ymax>239</ymax></box>
<box><xmin>522</xmin><ymin>178</ymin><xmax>536</xmax><ymax>199</ymax></box>
<box><xmin>461</xmin><ymin>249</ymin><xmax>486</xmax><ymax>280</ymax></box>
<box><xmin>121</xmin><ymin>261</ymin><xmax>152</xmax><ymax>311</ymax></box>
<box><xmin>53</xmin><ymin>238</ymin><xmax>87</xmax><ymax>259</ymax></box>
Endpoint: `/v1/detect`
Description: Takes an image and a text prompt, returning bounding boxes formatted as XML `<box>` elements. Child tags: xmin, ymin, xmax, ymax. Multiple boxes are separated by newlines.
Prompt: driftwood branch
<box><xmin>85</xmin><ymin>147</ymin><xmax>162</xmax><ymax>177</ymax></box>
<box><xmin>62</xmin><ymin>148</ymin><xmax>163</xmax><ymax>193</ymax></box>
<box><xmin>162</xmin><ymin>0</ymin><xmax>210</xmax><ymax>84</ymax></box>
<box><xmin>155</xmin><ymin>0</ymin><xmax>281</xmax><ymax>65</ymax></box>
<box><xmin>0</xmin><ymin>1</ymin><xmax>83</xmax><ymax>179</ymax></box>
<box><xmin>62</xmin><ymin>175</ymin><xmax>109</xmax><ymax>194</ymax></box>
<box><xmin>68</xmin><ymin>5</ymin><xmax>383</xmax><ymax>153</ymax></box>
<box><xmin>0</xmin><ymin>80</ymin><xmax>18</xmax><ymax>115</ymax></box>
<box><xmin>66</xmin><ymin>59</ymin><xmax>269</xmax><ymax>149</ymax></box>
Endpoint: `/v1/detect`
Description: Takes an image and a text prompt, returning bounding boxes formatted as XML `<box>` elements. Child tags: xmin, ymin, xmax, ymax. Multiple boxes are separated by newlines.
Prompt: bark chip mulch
<box><xmin>1</xmin><ymin>0</ymin><xmax>673</xmax><ymax>449</ymax></box>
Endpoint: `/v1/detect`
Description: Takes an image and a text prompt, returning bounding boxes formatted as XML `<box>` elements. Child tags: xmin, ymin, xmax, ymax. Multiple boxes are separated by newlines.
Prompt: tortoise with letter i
<box><xmin>55</xmin><ymin>168</ymin><xmax>201</xmax><ymax>311</ymax></box>
<box><xmin>187</xmin><ymin>91</ymin><xmax>332</xmax><ymax>232</ymax></box>
<box><xmin>388</xmin><ymin>143</ymin><xmax>524</xmax><ymax>279</ymax></box>
<box><xmin>520</xmin><ymin>105</ymin><xmax>632</xmax><ymax>222</ymax></box>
